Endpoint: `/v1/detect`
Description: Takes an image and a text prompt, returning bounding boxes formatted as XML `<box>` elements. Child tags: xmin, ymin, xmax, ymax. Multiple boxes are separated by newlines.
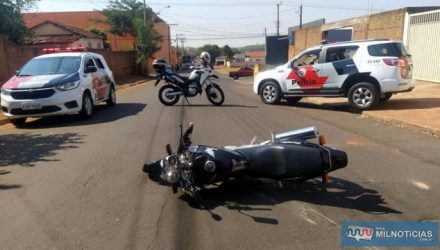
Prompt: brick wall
<box><xmin>288</xmin><ymin>8</ymin><xmax>406</xmax><ymax>59</ymax></box>
<box><xmin>0</xmin><ymin>36</ymin><xmax>135</xmax><ymax>86</ymax></box>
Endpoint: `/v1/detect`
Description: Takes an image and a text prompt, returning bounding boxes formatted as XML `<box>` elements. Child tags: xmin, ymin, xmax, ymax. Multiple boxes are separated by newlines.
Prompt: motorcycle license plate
<box><xmin>21</xmin><ymin>103</ymin><xmax>42</xmax><ymax>110</ymax></box>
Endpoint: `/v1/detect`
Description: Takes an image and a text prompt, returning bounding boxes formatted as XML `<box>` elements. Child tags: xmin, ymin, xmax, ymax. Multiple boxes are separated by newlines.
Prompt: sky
<box><xmin>34</xmin><ymin>0</ymin><xmax>440</xmax><ymax>48</ymax></box>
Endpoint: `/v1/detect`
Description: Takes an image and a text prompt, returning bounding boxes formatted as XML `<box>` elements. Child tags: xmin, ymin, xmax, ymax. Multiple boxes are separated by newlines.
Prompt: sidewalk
<box><xmin>302</xmin><ymin>80</ymin><xmax>440</xmax><ymax>136</ymax></box>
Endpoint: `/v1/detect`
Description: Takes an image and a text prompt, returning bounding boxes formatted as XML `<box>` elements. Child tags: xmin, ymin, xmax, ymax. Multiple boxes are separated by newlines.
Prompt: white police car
<box><xmin>253</xmin><ymin>39</ymin><xmax>414</xmax><ymax>110</ymax></box>
<box><xmin>1</xmin><ymin>47</ymin><xmax>116</xmax><ymax>127</ymax></box>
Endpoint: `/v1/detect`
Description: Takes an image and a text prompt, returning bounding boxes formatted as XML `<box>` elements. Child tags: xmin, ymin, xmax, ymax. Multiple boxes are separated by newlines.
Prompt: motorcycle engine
<box><xmin>186</xmin><ymin>83</ymin><xmax>199</xmax><ymax>97</ymax></box>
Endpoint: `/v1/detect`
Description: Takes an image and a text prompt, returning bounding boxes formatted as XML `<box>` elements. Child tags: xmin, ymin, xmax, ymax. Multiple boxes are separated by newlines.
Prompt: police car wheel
<box><xmin>348</xmin><ymin>82</ymin><xmax>379</xmax><ymax>110</ymax></box>
<box><xmin>80</xmin><ymin>91</ymin><xmax>93</xmax><ymax>118</ymax></box>
<box><xmin>260</xmin><ymin>82</ymin><xmax>281</xmax><ymax>104</ymax></box>
<box><xmin>8</xmin><ymin>118</ymin><xmax>26</xmax><ymax>127</ymax></box>
<box><xmin>106</xmin><ymin>86</ymin><xmax>116</xmax><ymax>107</ymax></box>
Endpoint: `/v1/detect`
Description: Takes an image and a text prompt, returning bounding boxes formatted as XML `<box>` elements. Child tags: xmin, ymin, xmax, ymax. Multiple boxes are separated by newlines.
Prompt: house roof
<box><xmin>246</xmin><ymin>51</ymin><xmax>265</xmax><ymax>58</ymax></box>
<box><xmin>30</xmin><ymin>20</ymin><xmax>102</xmax><ymax>39</ymax></box>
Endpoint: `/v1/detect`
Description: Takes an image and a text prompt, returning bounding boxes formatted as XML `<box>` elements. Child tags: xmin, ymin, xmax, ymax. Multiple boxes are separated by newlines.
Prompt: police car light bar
<box><xmin>42</xmin><ymin>46</ymin><xmax>87</xmax><ymax>53</ymax></box>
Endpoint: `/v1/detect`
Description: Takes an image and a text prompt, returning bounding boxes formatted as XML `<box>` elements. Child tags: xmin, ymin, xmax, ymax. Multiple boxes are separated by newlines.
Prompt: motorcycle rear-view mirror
<box><xmin>165</xmin><ymin>144</ymin><xmax>173</xmax><ymax>155</ymax></box>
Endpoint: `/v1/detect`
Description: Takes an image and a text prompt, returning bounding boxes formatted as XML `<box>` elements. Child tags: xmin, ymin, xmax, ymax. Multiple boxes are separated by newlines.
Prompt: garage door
<box><xmin>407</xmin><ymin>10</ymin><xmax>440</xmax><ymax>83</ymax></box>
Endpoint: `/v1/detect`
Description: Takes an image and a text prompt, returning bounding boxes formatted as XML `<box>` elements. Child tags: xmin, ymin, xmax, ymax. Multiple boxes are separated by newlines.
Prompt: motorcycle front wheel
<box><xmin>206</xmin><ymin>84</ymin><xmax>224</xmax><ymax>106</ymax></box>
<box><xmin>158</xmin><ymin>85</ymin><xmax>180</xmax><ymax>106</ymax></box>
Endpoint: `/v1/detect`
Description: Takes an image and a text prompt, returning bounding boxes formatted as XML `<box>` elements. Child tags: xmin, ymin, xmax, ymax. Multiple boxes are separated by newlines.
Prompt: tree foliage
<box><xmin>103</xmin><ymin>0</ymin><xmax>162</xmax><ymax>36</ymax></box>
<box><xmin>87</xmin><ymin>27</ymin><xmax>111</xmax><ymax>49</ymax></box>
<box><xmin>133</xmin><ymin>19</ymin><xmax>161</xmax><ymax>64</ymax></box>
<box><xmin>102</xmin><ymin>0</ymin><xmax>162</xmax><ymax>68</ymax></box>
<box><xmin>221</xmin><ymin>45</ymin><xmax>233</xmax><ymax>59</ymax></box>
<box><xmin>0</xmin><ymin>0</ymin><xmax>39</xmax><ymax>44</ymax></box>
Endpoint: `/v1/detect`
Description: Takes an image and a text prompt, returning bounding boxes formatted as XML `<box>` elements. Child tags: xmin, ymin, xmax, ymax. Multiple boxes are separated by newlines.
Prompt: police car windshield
<box><xmin>19</xmin><ymin>57</ymin><xmax>81</xmax><ymax>76</ymax></box>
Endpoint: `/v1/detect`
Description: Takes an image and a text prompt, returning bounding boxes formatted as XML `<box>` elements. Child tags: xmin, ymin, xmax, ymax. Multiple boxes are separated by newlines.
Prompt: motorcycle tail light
<box><xmin>319</xmin><ymin>134</ymin><xmax>326</xmax><ymax>145</ymax></box>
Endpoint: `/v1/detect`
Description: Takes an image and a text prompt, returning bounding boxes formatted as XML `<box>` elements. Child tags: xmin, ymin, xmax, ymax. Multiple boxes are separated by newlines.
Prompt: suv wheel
<box><xmin>8</xmin><ymin>118</ymin><xmax>26</xmax><ymax>127</ymax></box>
<box><xmin>80</xmin><ymin>91</ymin><xmax>93</xmax><ymax>119</ymax></box>
<box><xmin>233</xmin><ymin>75</ymin><xmax>239</xmax><ymax>80</ymax></box>
<box><xmin>348</xmin><ymin>82</ymin><xmax>379</xmax><ymax>110</ymax></box>
<box><xmin>260</xmin><ymin>82</ymin><xmax>281</xmax><ymax>104</ymax></box>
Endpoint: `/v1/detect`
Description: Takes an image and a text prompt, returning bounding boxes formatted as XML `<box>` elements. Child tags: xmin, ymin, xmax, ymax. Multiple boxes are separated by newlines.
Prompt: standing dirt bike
<box><xmin>153</xmin><ymin>59</ymin><xmax>225</xmax><ymax>106</ymax></box>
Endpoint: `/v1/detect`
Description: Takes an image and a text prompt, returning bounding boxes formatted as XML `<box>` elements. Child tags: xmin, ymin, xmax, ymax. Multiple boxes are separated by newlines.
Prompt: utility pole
<box><xmin>143</xmin><ymin>0</ymin><xmax>146</xmax><ymax>23</ymax></box>
<box><xmin>276</xmin><ymin>2</ymin><xmax>282</xmax><ymax>36</ymax></box>
<box><xmin>299</xmin><ymin>5</ymin><xmax>303</xmax><ymax>29</ymax></box>
<box><xmin>264</xmin><ymin>27</ymin><xmax>267</xmax><ymax>37</ymax></box>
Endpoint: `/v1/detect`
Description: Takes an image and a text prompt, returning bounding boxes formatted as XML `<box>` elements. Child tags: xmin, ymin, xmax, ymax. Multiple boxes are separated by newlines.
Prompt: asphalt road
<box><xmin>1</xmin><ymin>73</ymin><xmax>440</xmax><ymax>249</ymax></box>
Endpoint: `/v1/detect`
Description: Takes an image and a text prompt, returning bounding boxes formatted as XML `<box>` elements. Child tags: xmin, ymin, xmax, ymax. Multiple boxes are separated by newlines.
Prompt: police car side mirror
<box><xmin>86</xmin><ymin>66</ymin><xmax>97</xmax><ymax>73</ymax></box>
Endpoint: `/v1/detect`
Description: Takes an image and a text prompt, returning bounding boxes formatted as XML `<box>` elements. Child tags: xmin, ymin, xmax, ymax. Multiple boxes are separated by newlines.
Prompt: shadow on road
<box><xmin>0</xmin><ymin>184</ymin><xmax>22</xmax><ymax>190</ymax></box>
<box><xmin>284</xmin><ymin>97</ymin><xmax>440</xmax><ymax>114</ymax></box>
<box><xmin>174</xmin><ymin>104</ymin><xmax>257</xmax><ymax>108</ymax></box>
<box><xmin>180</xmin><ymin>176</ymin><xmax>401</xmax><ymax>223</ymax></box>
<box><xmin>0</xmin><ymin>133</ymin><xmax>84</xmax><ymax>167</ymax></box>
<box><xmin>19</xmin><ymin>103</ymin><xmax>146</xmax><ymax>129</ymax></box>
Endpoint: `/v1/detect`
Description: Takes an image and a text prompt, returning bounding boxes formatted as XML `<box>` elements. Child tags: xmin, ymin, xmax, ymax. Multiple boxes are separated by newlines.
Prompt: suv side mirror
<box><xmin>86</xmin><ymin>66</ymin><xmax>97</xmax><ymax>73</ymax></box>
<box><xmin>15</xmin><ymin>70</ymin><xmax>20</xmax><ymax>76</ymax></box>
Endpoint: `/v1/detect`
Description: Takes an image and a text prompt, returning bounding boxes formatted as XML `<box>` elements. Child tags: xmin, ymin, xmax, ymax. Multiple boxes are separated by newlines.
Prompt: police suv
<box><xmin>1</xmin><ymin>47</ymin><xmax>116</xmax><ymax>127</ymax></box>
<box><xmin>253</xmin><ymin>39</ymin><xmax>414</xmax><ymax>110</ymax></box>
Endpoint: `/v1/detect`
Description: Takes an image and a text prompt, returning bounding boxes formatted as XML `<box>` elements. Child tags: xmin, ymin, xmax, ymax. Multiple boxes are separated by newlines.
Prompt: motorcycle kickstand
<box><xmin>184</xmin><ymin>95</ymin><xmax>190</xmax><ymax>105</ymax></box>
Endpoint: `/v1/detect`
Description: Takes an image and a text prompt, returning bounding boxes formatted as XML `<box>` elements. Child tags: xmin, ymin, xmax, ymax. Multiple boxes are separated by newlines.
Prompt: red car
<box><xmin>229</xmin><ymin>66</ymin><xmax>254</xmax><ymax>80</ymax></box>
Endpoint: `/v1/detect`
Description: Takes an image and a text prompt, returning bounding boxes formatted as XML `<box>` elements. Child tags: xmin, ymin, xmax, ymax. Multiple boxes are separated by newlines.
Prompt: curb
<box><xmin>302</xmin><ymin>98</ymin><xmax>440</xmax><ymax>138</ymax></box>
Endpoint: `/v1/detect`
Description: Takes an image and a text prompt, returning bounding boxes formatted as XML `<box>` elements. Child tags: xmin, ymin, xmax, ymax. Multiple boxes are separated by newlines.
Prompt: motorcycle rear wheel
<box><xmin>158</xmin><ymin>85</ymin><xmax>180</xmax><ymax>106</ymax></box>
<box><xmin>206</xmin><ymin>84</ymin><xmax>224</xmax><ymax>106</ymax></box>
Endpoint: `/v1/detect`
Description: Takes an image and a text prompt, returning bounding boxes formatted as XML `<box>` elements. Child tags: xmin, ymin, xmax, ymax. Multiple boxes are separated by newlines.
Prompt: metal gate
<box><xmin>406</xmin><ymin>10</ymin><xmax>440</xmax><ymax>83</ymax></box>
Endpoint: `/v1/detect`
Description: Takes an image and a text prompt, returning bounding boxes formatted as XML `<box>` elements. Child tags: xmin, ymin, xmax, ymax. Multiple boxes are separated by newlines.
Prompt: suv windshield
<box><xmin>367</xmin><ymin>42</ymin><xmax>409</xmax><ymax>57</ymax></box>
<box><xmin>19</xmin><ymin>57</ymin><xmax>81</xmax><ymax>76</ymax></box>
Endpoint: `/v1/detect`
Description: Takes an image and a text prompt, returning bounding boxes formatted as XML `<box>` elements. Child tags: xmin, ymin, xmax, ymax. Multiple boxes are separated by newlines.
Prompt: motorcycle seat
<box><xmin>236</xmin><ymin>144</ymin><xmax>323</xmax><ymax>179</ymax></box>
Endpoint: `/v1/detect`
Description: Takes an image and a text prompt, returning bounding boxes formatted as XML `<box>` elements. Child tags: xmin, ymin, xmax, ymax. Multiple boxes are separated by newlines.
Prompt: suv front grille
<box><xmin>11</xmin><ymin>88</ymin><xmax>55</xmax><ymax>100</ymax></box>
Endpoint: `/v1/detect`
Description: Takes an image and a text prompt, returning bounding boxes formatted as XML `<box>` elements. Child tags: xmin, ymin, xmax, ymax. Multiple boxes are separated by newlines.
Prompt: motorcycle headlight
<box><xmin>166</xmin><ymin>169</ymin><xmax>179</xmax><ymax>183</ymax></box>
<box><xmin>56</xmin><ymin>81</ymin><xmax>80</xmax><ymax>91</ymax></box>
<box><xmin>1</xmin><ymin>88</ymin><xmax>11</xmax><ymax>96</ymax></box>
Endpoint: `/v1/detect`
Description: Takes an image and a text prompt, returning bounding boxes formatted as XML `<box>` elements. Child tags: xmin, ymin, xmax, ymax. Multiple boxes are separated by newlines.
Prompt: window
<box><xmin>19</xmin><ymin>57</ymin><xmax>81</xmax><ymax>76</ymax></box>
<box><xmin>97</xmin><ymin>42</ymin><xmax>102</xmax><ymax>49</ymax></box>
<box><xmin>84</xmin><ymin>58</ymin><xmax>96</xmax><ymax>73</ymax></box>
<box><xmin>94</xmin><ymin>58</ymin><xmax>105</xmax><ymax>69</ymax></box>
<box><xmin>293</xmin><ymin>50</ymin><xmax>320</xmax><ymax>67</ymax></box>
<box><xmin>88</xmin><ymin>42</ymin><xmax>92</xmax><ymax>48</ymax></box>
<box><xmin>368</xmin><ymin>43</ymin><xmax>408</xmax><ymax>57</ymax></box>
<box><xmin>325</xmin><ymin>46</ymin><xmax>359</xmax><ymax>62</ymax></box>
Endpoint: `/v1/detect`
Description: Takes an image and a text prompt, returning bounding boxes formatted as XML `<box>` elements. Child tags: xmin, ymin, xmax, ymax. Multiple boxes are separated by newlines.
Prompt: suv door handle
<box><xmin>346</xmin><ymin>64</ymin><xmax>356</xmax><ymax>67</ymax></box>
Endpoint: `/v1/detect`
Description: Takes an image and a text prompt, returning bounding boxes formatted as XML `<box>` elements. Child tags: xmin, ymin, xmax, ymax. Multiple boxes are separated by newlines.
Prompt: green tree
<box><xmin>0</xmin><ymin>0</ymin><xmax>39</xmax><ymax>44</ymax></box>
<box><xmin>221</xmin><ymin>45</ymin><xmax>233</xmax><ymax>59</ymax></box>
<box><xmin>87</xmin><ymin>27</ymin><xmax>111</xmax><ymax>49</ymax></box>
<box><xmin>196</xmin><ymin>44</ymin><xmax>221</xmax><ymax>64</ymax></box>
<box><xmin>102</xmin><ymin>0</ymin><xmax>162</xmax><ymax>72</ymax></box>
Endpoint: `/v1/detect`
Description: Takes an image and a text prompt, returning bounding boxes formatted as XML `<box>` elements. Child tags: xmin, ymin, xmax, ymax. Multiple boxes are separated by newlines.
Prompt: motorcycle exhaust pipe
<box><xmin>166</xmin><ymin>91</ymin><xmax>183</xmax><ymax>97</ymax></box>
<box><xmin>275</xmin><ymin>126</ymin><xmax>319</xmax><ymax>142</ymax></box>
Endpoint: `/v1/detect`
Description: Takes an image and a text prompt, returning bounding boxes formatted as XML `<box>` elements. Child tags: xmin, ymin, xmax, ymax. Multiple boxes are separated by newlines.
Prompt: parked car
<box><xmin>253</xmin><ymin>39</ymin><xmax>414</xmax><ymax>110</ymax></box>
<box><xmin>229</xmin><ymin>66</ymin><xmax>254</xmax><ymax>80</ymax></box>
<box><xmin>0</xmin><ymin>47</ymin><xmax>116</xmax><ymax>127</ymax></box>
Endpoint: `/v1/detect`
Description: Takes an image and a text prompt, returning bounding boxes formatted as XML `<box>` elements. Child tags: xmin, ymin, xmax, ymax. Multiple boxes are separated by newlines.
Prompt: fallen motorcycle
<box><xmin>143</xmin><ymin>123</ymin><xmax>348</xmax><ymax>202</ymax></box>
<box><xmin>153</xmin><ymin>59</ymin><xmax>224</xmax><ymax>106</ymax></box>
